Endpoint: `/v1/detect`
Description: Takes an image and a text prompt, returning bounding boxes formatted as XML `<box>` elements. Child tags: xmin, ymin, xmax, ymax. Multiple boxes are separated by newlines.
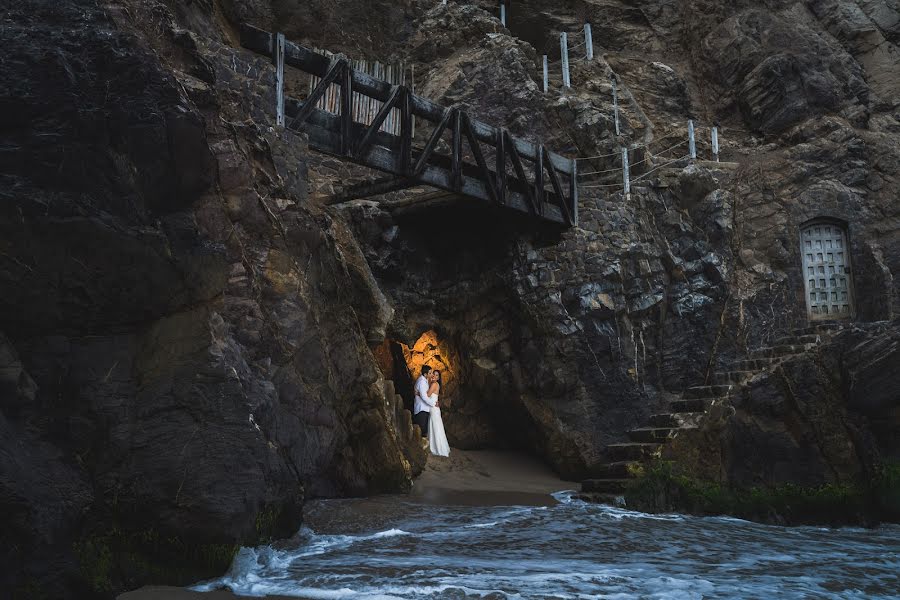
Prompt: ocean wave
<box><xmin>590</xmin><ymin>504</ymin><xmax>686</xmax><ymax>522</ymax></box>
<box><xmin>192</xmin><ymin>497</ymin><xmax>900</xmax><ymax>600</ymax></box>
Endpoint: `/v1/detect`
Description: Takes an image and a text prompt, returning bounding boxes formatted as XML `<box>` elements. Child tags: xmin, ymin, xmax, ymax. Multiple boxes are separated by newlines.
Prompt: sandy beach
<box><xmin>118</xmin><ymin>450</ymin><xmax>575</xmax><ymax>600</ymax></box>
<box><xmin>409</xmin><ymin>448</ymin><xmax>577</xmax><ymax>505</ymax></box>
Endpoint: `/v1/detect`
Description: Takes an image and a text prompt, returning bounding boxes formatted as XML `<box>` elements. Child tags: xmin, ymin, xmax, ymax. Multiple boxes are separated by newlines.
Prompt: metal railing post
<box><xmin>584</xmin><ymin>23</ymin><xmax>593</xmax><ymax>60</ymax></box>
<box><xmin>688</xmin><ymin>119</ymin><xmax>696</xmax><ymax>160</ymax></box>
<box><xmin>711</xmin><ymin>123</ymin><xmax>719</xmax><ymax>162</ymax></box>
<box><xmin>274</xmin><ymin>32</ymin><xmax>285</xmax><ymax>127</ymax></box>
<box><xmin>611</xmin><ymin>76</ymin><xmax>620</xmax><ymax>135</ymax></box>
<box><xmin>622</xmin><ymin>147</ymin><xmax>630</xmax><ymax>196</ymax></box>
<box><xmin>542</xmin><ymin>55</ymin><xmax>549</xmax><ymax>92</ymax></box>
<box><xmin>560</xmin><ymin>32</ymin><xmax>571</xmax><ymax>88</ymax></box>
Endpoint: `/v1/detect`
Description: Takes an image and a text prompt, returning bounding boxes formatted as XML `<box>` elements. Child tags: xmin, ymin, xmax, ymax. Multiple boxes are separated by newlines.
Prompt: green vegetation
<box><xmin>872</xmin><ymin>461</ymin><xmax>900</xmax><ymax>521</ymax></box>
<box><xmin>255</xmin><ymin>503</ymin><xmax>285</xmax><ymax>543</ymax></box>
<box><xmin>625</xmin><ymin>460</ymin><xmax>900</xmax><ymax>526</ymax></box>
<box><xmin>73</xmin><ymin>525</ymin><xmax>240</xmax><ymax>595</ymax></box>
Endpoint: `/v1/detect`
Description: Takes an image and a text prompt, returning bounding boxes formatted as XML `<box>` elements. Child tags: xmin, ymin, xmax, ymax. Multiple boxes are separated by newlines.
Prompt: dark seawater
<box><xmin>193</xmin><ymin>492</ymin><xmax>900</xmax><ymax>599</ymax></box>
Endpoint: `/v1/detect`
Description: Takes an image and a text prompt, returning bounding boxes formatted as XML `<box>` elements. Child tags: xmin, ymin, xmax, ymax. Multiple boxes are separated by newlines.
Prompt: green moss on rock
<box><xmin>624</xmin><ymin>460</ymin><xmax>899</xmax><ymax>526</ymax></box>
<box><xmin>73</xmin><ymin>526</ymin><xmax>239</xmax><ymax>595</ymax></box>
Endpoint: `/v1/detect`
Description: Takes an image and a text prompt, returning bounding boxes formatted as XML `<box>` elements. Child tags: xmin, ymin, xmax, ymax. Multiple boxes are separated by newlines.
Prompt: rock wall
<box><xmin>2</xmin><ymin>0</ymin><xmax>900</xmax><ymax>595</ymax></box>
<box><xmin>1</xmin><ymin>0</ymin><xmax>423</xmax><ymax>596</ymax></box>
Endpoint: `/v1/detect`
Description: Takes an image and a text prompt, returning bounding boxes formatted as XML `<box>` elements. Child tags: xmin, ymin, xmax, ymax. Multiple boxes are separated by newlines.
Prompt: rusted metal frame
<box><xmin>543</xmin><ymin>148</ymin><xmax>571</xmax><ymax>226</ymax></box>
<box><xmin>289</xmin><ymin>57</ymin><xmax>345</xmax><ymax>131</ymax></box>
<box><xmin>495</xmin><ymin>128</ymin><xmax>507</xmax><ymax>205</ymax></box>
<box><xmin>504</xmin><ymin>130</ymin><xmax>538</xmax><ymax>214</ymax></box>
<box><xmin>461</xmin><ymin>114</ymin><xmax>499</xmax><ymax>203</ymax></box>
<box><xmin>451</xmin><ymin>110</ymin><xmax>462</xmax><ymax>191</ymax></box>
<box><xmin>355</xmin><ymin>84</ymin><xmax>402</xmax><ymax>159</ymax></box>
<box><xmin>412</xmin><ymin>107</ymin><xmax>453</xmax><ymax>177</ymax></box>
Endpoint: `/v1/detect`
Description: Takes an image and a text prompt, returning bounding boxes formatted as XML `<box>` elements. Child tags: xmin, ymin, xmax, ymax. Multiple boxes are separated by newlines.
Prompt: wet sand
<box><xmin>119</xmin><ymin>450</ymin><xmax>575</xmax><ymax>600</ymax></box>
<box><xmin>410</xmin><ymin>448</ymin><xmax>577</xmax><ymax>506</ymax></box>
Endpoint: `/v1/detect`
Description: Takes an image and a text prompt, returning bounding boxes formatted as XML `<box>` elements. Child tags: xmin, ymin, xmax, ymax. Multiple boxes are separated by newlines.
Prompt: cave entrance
<box><xmin>372</xmin><ymin>330</ymin><xmax>457</xmax><ymax>416</ymax></box>
<box><xmin>374</xmin><ymin>328</ymin><xmax>540</xmax><ymax>452</ymax></box>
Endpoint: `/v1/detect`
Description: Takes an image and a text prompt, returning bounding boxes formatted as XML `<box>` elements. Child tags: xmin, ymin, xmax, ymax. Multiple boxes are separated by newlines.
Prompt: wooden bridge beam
<box><xmin>240</xmin><ymin>24</ymin><xmax>577</xmax><ymax>227</ymax></box>
<box><xmin>327</xmin><ymin>176</ymin><xmax>419</xmax><ymax>204</ymax></box>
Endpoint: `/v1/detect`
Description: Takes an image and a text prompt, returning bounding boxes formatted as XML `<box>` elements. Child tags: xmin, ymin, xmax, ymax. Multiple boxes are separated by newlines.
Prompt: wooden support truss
<box><xmin>241</xmin><ymin>24</ymin><xmax>578</xmax><ymax>227</ymax></box>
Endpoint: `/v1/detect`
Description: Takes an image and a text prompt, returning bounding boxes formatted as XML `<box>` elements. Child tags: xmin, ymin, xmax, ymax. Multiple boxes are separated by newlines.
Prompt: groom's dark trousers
<box><xmin>413</xmin><ymin>411</ymin><xmax>430</xmax><ymax>437</ymax></box>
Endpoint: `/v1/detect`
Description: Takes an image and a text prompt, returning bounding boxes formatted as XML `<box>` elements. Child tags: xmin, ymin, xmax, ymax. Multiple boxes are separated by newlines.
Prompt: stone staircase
<box><xmin>581</xmin><ymin>324</ymin><xmax>844</xmax><ymax>500</ymax></box>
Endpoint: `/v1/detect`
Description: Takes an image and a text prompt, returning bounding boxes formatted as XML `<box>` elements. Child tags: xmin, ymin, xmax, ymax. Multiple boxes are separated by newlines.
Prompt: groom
<box><xmin>412</xmin><ymin>365</ymin><xmax>437</xmax><ymax>437</ymax></box>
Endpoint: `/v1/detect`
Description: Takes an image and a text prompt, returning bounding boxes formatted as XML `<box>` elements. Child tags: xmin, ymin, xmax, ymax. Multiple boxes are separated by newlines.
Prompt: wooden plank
<box><xmin>570</xmin><ymin>159</ymin><xmax>578</xmax><ymax>227</ymax></box>
<box><xmin>504</xmin><ymin>129</ymin><xmax>539</xmax><ymax>214</ymax></box>
<box><xmin>340</xmin><ymin>63</ymin><xmax>352</xmax><ymax>154</ymax></box>
<box><xmin>329</xmin><ymin>176</ymin><xmax>418</xmax><ymax>204</ymax></box>
<box><xmin>300</xmin><ymin>118</ymin><xmax>565</xmax><ymax>224</ymax></box>
<box><xmin>544</xmin><ymin>150</ymin><xmax>571</xmax><ymax>225</ymax></box>
<box><xmin>412</xmin><ymin>107</ymin><xmax>452</xmax><ymax>176</ymax></box>
<box><xmin>399</xmin><ymin>88</ymin><xmax>411</xmax><ymax>174</ymax></box>
<box><xmin>288</xmin><ymin>58</ymin><xmax>343</xmax><ymax>130</ymax></box>
<box><xmin>355</xmin><ymin>85</ymin><xmax>401</xmax><ymax>159</ymax></box>
<box><xmin>535</xmin><ymin>145</ymin><xmax>545</xmax><ymax>215</ymax></box>
<box><xmin>496</xmin><ymin>127</ymin><xmax>507</xmax><ymax>205</ymax></box>
<box><xmin>462</xmin><ymin>113</ymin><xmax>498</xmax><ymax>203</ymax></box>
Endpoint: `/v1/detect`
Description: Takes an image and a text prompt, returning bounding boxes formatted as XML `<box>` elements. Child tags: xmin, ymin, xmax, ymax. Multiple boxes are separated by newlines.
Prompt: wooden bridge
<box><xmin>240</xmin><ymin>25</ymin><xmax>578</xmax><ymax>227</ymax></box>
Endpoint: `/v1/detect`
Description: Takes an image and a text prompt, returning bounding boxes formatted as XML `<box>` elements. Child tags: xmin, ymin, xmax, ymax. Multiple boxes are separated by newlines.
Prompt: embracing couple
<box><xmin>412</xmin><ymin>365</ymin><xmax>450</xmax><ymax>457</ymax></box>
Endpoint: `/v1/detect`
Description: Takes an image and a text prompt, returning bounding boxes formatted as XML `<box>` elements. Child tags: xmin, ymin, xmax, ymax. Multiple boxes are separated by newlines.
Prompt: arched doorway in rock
<box><xmin>372</xmin><ymin>329</ymin><xmax>458</xmax><ymax>415</ymax></box>
<box><xmin>373</xmin><ymin>328</ymin><xmax>529</xmax><ymax>451</ymax></box>
<box><xmin>800</xmin><ymin>218</ymin><xmax>855</xmax><ymax>320</ymax></box>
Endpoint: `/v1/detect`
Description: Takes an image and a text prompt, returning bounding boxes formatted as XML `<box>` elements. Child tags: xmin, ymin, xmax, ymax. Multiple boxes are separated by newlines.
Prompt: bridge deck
<box><xmin>241</xmin><ymin>25</ymin><xmax>578</xmax><ymax>227</ymax></box>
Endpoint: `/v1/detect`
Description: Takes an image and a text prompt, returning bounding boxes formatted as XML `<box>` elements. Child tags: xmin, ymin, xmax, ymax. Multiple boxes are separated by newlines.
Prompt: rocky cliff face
<box><xmin>2</xmin><ymin>0</ymin><xmax>899</xmax><ymax>596</ymax></box>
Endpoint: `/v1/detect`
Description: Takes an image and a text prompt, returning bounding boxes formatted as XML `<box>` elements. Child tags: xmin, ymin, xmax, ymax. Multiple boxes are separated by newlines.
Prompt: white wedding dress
<box><xmin>427</xmin><ymin>392</ymin><xmax>450</xmax><ymax>457</ymax></box>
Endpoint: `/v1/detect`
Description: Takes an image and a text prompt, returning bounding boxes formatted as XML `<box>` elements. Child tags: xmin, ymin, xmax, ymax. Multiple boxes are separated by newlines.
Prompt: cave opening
<box><xmin>372</xmin><ymin>328</ymin><xmax>543</xmax><ymax>455</ymax></box>
<box><xmin>373</xmin><ymin>330</ymin><xmax>457</xmax><ymax>418</ymax></box>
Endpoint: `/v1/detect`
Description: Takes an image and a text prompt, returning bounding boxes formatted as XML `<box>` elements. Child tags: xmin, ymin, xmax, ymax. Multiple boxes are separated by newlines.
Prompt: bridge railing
<box><xmin>241</xmin><ymin>24</ymin><xmax>578</xmax><ymax>227</ymax></box>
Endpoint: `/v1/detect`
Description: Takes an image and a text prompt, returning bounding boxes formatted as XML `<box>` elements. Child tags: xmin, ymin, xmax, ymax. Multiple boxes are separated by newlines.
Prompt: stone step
<box><xmin>683</xmin><ymin>384</ymin><xmax>732</xmax><ymax>399</ymax></box>
<box><xmin>670</xmin><ymin>397</ymin><xmax>716</xmax><ymax>413</ymax></box>
<box><xmin>774</xmin><ymin>333</ymin><xmax>821</xmax><ymax>346</ymax></box>
<box><xmin>712</xmin><ymin>371</ymin><xmax>755</xmax><ymax>385</ymax></box>
<box><xmin>606</xmin><ymin>443</ymin><xmax>663</xmax><ymax>461</ymax></box>
<box><xmin>649</xmin><ymin>412</ymin><xmax>706</xmax><ymax>428</ymax></box>
<box><xmin>582</xmin><ymin>478</ymin><xmax>633</xmax><ymax>494</ymax></box>
<box><xmin>794</xmin><ymin>322</ymin><xmax>845</xmax><ymax>337</ymax></box>
<box><xmin>591</xmin><ymin>461</ymin><xmax>644</xmax><ymax>479</ymax></box>
<box><xmin>750</xmin><ymin>343</ymin><xmax>813</xmax><ymax>359</ymax></box>
<box><xmin>627</xmin><ymin>427</ymin><xmax>679</xmax><ymax>443</ymax></box>
<box><xmin>731</xmin><ymin>357</ymin><xmax>779</xmax><ymax>372</ymax></box>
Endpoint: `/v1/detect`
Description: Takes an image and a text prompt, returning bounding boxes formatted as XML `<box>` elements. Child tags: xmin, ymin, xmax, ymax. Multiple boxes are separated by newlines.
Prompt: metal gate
<box><xmin>801</xmin><ymin>222</ymin><xmax>853</xmax><ymax>320</ymax></box>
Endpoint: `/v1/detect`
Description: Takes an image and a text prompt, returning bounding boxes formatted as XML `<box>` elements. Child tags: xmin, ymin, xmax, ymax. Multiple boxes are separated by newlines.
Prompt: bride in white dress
<box><xmin>427</xmin><ymin>370</ymin><xmax>450</xmax><ymax>457</ymax></box>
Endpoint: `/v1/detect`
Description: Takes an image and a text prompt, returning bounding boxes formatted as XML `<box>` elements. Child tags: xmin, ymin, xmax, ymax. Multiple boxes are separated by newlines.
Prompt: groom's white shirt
<box><xmin>413</xmin><ymin>374</ymin><xmax>436</xmax><ymax>414</ymax></box>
